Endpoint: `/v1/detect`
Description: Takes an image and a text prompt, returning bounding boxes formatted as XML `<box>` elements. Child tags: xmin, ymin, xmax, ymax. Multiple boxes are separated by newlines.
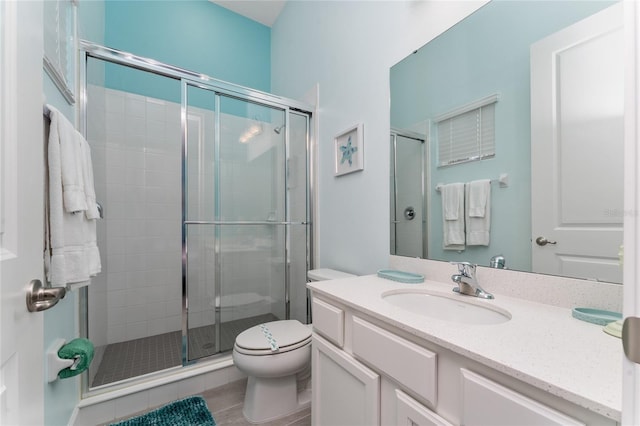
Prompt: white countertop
<box><xmin>308</xmin><ymin>275</ymin><xmax>622</xmax><ymax>421</ymax></box>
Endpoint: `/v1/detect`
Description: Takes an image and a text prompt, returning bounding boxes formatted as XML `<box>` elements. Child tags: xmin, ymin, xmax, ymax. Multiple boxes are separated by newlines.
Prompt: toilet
<box><xmin>232</xmin><ymin>268</ymin><xmax>355</xmax><ymax>423</ymax></box>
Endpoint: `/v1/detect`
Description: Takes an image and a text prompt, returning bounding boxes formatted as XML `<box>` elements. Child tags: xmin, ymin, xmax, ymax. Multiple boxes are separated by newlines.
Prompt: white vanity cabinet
<box><xmin>310</xmin><ymin>294</ymin><xmax>616</xmax><ymax>426</ymax></box>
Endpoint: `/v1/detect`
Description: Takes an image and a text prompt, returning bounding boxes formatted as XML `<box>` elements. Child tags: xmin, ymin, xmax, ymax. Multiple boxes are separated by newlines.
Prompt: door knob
<box><xmin>26</xmin><ymin>279</ymin><xmax>66</xmax><ymax>312</ymax></box>
<box><xmin>535</xmin><ymin>236</ymin><xmax>557</xmax><ymax>246</ymax></box>
<box><xmin>404</xmin><ymin>207</ymin><xmax>416</xmax><ymax>220</ymax></box>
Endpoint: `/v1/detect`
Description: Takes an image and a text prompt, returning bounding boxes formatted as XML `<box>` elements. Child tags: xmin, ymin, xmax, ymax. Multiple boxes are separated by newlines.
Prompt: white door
<box><xmin>0</xmin><ymin>1</ymin><xmax>45</xmax><ymax>424</ymax></box>
<box><xmin>531</xmin><ymin>3</ymin><xmax>624</xmax><ymax>283</ymax></box>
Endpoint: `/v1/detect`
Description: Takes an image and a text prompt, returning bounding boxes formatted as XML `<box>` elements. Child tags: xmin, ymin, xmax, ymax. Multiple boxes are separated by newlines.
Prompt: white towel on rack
<box><xmin>80</xmin><ymin>141</ymin><xmax>101</xmax><ymax>220</ymax></box>
<box><xmin>45</xmin><ymin>105</ymin><xmax>101</xmax><ymax>287</ymax></box>
<box><xmin>56</xmin><ymin>113</ymin><xmax>88</xmax><ymax>214</ymax></box>
<box><xmin>468</xmin><ymin>179</ymin><xmax>490</xmax><ymax>217</ymax></box>
<box><xmin>441</xmin><ymin>183</ymin><xmax>465</xmax><ymax>250</ymax></box>
<box><xmin>466</xmin><ymin>180</ymin><xmax>491</xmax><ymax>246</ymax></box>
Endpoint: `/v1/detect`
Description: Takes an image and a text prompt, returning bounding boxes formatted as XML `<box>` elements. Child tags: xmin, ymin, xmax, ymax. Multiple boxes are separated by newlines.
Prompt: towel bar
<box><xmin>436</xmin><ymin>174</ymin><xmax>508</xmax><ymax>192</ymax></box>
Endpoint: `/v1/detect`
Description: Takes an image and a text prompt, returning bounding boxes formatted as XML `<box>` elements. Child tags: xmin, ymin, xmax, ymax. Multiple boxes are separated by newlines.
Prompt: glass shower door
<box><xmin>390</xmin><ymin>133</ymin><xmax>426</xmax><ymax>258</ymax></box>
<box><xmin>185</xmin><ymin>84</ymin><xmax>288</xmax><ymax>361</ymax></box>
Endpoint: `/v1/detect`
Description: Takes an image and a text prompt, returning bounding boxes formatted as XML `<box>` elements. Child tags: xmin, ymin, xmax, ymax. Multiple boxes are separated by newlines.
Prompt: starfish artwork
<box><xmin>339</xmin><ymin>135</ymin><xmax>358</xmax><ymax>166</ymax></box>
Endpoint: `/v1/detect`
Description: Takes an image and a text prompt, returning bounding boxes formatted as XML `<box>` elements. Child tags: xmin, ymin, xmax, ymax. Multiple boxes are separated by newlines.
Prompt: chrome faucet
<box><xmin>450</xmin><ymin>261</ymin><xmax>494</xmax><ymax>299</ymax></box>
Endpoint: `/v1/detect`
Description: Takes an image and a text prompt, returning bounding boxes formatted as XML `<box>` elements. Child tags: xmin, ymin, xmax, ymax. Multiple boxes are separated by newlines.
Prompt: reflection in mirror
<box><xmin>390</xmin><ymin>130</ymin><xmax>426</xmax><ymax>258</ymax></box>
<box><xmin>390</xmin><ymin>0</ymin><xmax>623</xmax><ymax>283</ymax></box>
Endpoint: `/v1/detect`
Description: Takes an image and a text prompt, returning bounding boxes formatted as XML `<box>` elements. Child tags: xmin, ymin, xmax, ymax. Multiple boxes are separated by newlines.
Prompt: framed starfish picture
<box><xmin>334</xmin><ymin>123</ymin><xmax>364</xmax><ymax>176</ymax></box>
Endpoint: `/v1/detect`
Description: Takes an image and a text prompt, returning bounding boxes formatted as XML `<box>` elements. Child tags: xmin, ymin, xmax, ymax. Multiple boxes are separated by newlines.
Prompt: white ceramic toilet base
<box><xmin>242</xmin><ymin>375</ymin><xmax>310</xmax><ymax>424</ymax></box>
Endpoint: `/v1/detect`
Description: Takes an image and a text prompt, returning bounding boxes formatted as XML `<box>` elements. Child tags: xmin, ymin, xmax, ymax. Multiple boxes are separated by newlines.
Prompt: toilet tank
<box><xmin>307</xmin><ymin>268</ymin><xmax>356</xmax><ymax>282</ymax></box>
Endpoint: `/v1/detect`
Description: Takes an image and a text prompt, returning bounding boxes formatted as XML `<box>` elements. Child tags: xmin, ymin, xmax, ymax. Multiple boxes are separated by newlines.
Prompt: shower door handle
<box><xmin>404</xmin><ymin>207</ymin><xmax>416</xmax><ymax>220</ymax></box>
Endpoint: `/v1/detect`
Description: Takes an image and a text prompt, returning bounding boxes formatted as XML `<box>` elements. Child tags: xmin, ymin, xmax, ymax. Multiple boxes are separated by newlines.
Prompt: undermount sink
<box><xmin>382</xmin><ymin>290</ymin><xmax>511</xmax><ymax>325</ymax></box>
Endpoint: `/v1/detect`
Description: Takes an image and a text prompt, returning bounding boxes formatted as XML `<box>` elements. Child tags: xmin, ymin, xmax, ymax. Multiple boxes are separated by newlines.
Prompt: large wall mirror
<box><xmin>390</xmin><ymin>0</ymin><xmax>623</xmax><ymax>283</ymax></box>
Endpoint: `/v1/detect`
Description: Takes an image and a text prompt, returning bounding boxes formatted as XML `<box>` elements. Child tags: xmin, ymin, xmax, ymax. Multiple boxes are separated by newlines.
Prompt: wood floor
<box><xmin>106</xmin><ymin>379</ymin><xmax>311</xmax><ymax>426</ymax></box>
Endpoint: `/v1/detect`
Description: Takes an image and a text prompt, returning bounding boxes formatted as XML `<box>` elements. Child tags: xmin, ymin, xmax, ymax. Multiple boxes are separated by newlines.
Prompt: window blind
<box><xmin>436</xmin><ymin>96</ymin><xmax>496</xmax><ymax>167</ymax></box>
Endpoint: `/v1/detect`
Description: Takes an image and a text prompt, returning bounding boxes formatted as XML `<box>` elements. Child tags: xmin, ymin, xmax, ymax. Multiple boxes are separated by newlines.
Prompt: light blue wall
<box><xmin>78</xmin><ymin>0</ymin><xmax>105</xmax><ymax>46</ymax></box>
<box><xmin>103</xmin><ymin>0</ymin><xmax>271</xmax><ymax>101</ymax></box>
<box><xmin>271</xmin><ymin>1</ymin><xmax>487</xmax><ymax>275</ymax></box>
<box><xmin>391</xmin><ymin>1</ymin><xmax>615</xmax><ymax>271</ymax></box>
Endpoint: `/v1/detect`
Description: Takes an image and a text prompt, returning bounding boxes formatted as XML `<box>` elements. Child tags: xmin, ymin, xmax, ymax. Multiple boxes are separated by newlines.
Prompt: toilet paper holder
<box><xmin>47</xmin><ymin>338</ymin><xmax>81</xmax><ymax>383</ymax></box>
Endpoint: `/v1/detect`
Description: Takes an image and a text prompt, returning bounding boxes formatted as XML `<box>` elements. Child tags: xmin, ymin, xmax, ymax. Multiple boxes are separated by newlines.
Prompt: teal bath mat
<box><xmin>110</xmin><ymin>396</ymin><xmax>216</xmax><ymax>426</ymax></box>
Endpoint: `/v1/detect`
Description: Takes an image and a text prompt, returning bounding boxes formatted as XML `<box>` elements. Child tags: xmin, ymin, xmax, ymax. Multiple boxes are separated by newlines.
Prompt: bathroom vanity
<box><xmin>308</xmin><ymin>274</ymin><xmax>621</xmax><ymax>426</ymax></box>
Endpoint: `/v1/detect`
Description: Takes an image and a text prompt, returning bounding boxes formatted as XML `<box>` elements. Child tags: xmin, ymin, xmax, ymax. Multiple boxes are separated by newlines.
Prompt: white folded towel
<box><xmin>441</xmin><ymin>183</ymin><xmax>466</xmax><ymax>250</ymax></box>
<box><xmin>466</xmin><ymin>180</ymin><xmax>491</xmax><ymax>246</ymax></box>
<box><xmin>45</xmin><ymin>105</ymin><xmax>101</xmax><ymax>287</ymax></box>
<box><xmin>51</xmin><ymin>110</ymin><xmax>88</xmax><ymax>214</ymax></box>
<box><xmin>80</xmin><ymin>140</ymin><xmax>101</xmax><ymax>220</ymax></box>
<box><xmin>468</xmin><ymin>179</ymin><xmax>490</xmax><ymax>217</ymax></box>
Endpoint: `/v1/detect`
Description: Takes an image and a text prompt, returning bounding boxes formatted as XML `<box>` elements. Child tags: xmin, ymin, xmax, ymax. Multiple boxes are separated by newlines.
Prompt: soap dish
<box><xmin>603</xmin><ymin>319</ymin><xmax>623</xmax><ymax>338</ymax></box>
<box><xmin>377</xmin><ymin>269</ymin><xmax>424</xmax><ymax>284</ymax></box>
<box><xmin>571</xmin><ymin>307</ymin><xmax>622</xmax><ymax>326</ymax></box>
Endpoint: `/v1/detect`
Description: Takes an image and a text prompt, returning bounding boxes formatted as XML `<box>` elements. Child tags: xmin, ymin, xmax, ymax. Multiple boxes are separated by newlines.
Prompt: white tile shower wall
<box><xmin>88</xmin><ymin>85</ymin><xmax>182</xmax><ymax>345</ymax></box>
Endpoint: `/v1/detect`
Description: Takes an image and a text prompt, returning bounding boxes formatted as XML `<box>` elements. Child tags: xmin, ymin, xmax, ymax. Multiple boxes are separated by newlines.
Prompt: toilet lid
<box><xmin>235</xmin><ymin>320</ymin><xmax>311</xmax><ymax>354</ymax></box>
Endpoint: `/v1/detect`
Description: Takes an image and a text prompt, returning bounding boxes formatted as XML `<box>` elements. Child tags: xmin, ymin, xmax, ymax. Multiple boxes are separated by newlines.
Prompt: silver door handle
<box><xmin>404</xmin><ymin>207</ymin><xmax>416</xmax><ymax>220</ymax></box>
<box><xmin>535</xmin><ymin>236</ymin><xmax>557</xmax><ymax>246</ymax></box>
<box><xmin>26</xmin><ymin>279</ymin><xmax>66</xmax><ymax>312</ymax></box>
<box><xmin>623</xmin><ymin>317</ymin><xmax>640</xmax><ymax>364</ymax></box>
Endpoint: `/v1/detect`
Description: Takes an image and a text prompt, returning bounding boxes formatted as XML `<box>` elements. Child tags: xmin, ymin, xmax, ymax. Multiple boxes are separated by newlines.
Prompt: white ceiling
<box><xmin>209</xmin><ymin>0</ymin><xmax>287</xmax><ymax>27</ymax></box>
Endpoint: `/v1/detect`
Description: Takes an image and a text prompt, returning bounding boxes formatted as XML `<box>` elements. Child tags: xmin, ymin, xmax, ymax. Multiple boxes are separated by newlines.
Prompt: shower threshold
<box><xmin>91</xmin><ymin>313</ymin><xmax>278</xmax><ymax>387</ymax></box>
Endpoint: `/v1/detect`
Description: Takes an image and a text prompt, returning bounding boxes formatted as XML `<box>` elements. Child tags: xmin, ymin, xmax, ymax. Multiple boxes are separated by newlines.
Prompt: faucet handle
<box><xmin>449</xmin><ymin>261</ymin><xmax>476</xmax><ymax>275</ymax></box>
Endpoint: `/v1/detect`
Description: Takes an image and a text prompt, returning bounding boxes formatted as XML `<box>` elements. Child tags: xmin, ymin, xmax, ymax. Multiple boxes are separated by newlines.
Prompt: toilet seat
<box><xmin>234</xmin><ymin>320</ymin><xmax>312</xmax><ymax>356</ymax></box>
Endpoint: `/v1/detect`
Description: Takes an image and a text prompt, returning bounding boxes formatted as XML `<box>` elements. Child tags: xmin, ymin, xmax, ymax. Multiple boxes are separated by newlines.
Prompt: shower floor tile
<box><xmin>91</xmin><ymin>313</ymin><xmax>280</xmax><ymax>387</ymax></box>
<box><xmin>91</xmin><ymin>331</ymin><xmax>182</xmax><ymax>387</ymax></box>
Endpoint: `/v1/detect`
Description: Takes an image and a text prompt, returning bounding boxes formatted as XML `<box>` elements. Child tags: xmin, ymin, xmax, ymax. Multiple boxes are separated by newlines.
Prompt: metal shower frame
<box><xmin>78</xmin><ymin>41</ymin><xmax>315</xmax><ymax>392</ymax></box>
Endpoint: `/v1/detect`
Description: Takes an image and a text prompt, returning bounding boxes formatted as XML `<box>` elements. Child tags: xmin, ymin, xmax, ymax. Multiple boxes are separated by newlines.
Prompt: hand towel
<box><xmin>49</xmin><ymin>106</ymin><xmax>88</xmax><ymax>214</ymax></box>
<box><xmin>468</xmin><ymin>179</ymin><xmax>490</xmax><ymax>217</ymax></box>
<box><xmin>80</xmin><ymin>139</ymin><xmax>101</xmax><ymax>220</ymax></box>
<box><xmin>466</xmin><ymin>180</ymin><xmax>491</xmax><ymax>246</ymax></box>
<box><xmin>441</xmin><ymin>183</ymin><xmax>466</xmax><ymax>250</ymax></box>
<box><xmin>45</xmin><ymin>105</ymin><xmax>101</xmax><ymax>287</ymax></box>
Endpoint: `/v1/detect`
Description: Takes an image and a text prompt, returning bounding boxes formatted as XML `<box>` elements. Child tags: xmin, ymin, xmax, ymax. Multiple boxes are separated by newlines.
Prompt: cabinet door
<box><xmin>461</xmin><ymin>369</ymin><xmax>584</xmax><ymax>426</ymax></box>
<box><xmin>312</xmin><ymin>334</ymin><xmax>380</xmax><ymax>425</ymax></box>
<box><xmin>396</xmin><ymin>390</ymin><xmax>453</xmax><ymax>426</ymax></box>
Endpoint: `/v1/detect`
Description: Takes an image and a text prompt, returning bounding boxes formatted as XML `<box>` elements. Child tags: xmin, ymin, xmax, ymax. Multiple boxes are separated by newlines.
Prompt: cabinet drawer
<box><xmin>311</xmin><ymin>297</ymin><xmax>344</xmax><ymax>347</ymax></box>
<box><xmin>396</xmin><ymin>389</ymin><xmax>453</xmax><ymax>426</ymax></box>
<box><xmin>460</xmin><ymin>369</ymin><xmax>584</xmax><ymax>426</ymax></box>
<box><xmin>352</xmin><ymin>316</ymin><xmax>437</xmax><ymax>405</ymax></box>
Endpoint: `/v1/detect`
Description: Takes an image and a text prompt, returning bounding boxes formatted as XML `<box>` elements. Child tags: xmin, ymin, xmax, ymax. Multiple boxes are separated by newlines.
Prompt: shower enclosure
<box><xmin>80</xmin><ymin>42</ymin><xmax>312</xmax><ymax>390</ymax></box>
<box><xmin>390</xmin><ymin>130</ymin><xmax>427</xmax><ymax>258</ymax></box>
